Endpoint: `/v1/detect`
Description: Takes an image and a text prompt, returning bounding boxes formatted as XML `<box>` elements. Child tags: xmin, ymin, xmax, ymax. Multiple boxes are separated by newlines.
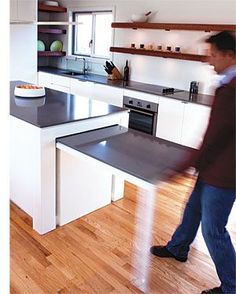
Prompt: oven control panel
<box><xmin>123</xmin><ymin>96</ymin><xmax>158</xmax><ymax>112</ymax></box>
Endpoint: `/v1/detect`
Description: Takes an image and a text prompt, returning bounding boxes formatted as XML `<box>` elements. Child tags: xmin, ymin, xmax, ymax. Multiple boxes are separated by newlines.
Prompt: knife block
<box><xmin>107</xmin><ymin>67</ymin><xmax>122</xmax><ymax>80</ymax></box>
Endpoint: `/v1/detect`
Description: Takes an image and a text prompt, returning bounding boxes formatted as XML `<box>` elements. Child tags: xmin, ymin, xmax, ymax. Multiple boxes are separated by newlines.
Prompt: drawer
<box><xmin>51</xmin><ymin>74</ymin><xmax>71</xmax><ymax>88</ymax></box>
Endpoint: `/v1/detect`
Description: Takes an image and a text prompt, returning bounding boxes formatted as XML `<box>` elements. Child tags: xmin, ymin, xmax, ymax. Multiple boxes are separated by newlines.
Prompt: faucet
<box><xmin>75</xmin><ymin>57</ymin><xmax>87</xmax><ymax>75</ymax></box>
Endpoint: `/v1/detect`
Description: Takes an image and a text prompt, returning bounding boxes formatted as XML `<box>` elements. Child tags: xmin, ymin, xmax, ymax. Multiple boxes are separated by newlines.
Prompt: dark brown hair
<box><xmin>206</xmin><ymin>31</ymin><xmax>235</xmax><ymax>55</ymax></box>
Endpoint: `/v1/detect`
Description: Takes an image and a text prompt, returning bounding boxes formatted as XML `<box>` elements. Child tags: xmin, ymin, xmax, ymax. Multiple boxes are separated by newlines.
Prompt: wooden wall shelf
<box><xmin>110</xmin><ymin>47</ymin><xmax>208</xmax><ymax>62</ymax></box>
<box><xmin>38</xmin><ymin>28</ymin><xmax>66</xmax><ymax>34</ymax></box>
<box><xmin>111</xmin><ymin>22</ymin><xmax>236</xmax><ymax>32</ymax></box>
<box><xmin>38</xmin><ymin>51</ymin><xmax>66</xmax><ymax>57</ymax></box>
<box><xmin>38</xmin><ymin>3</ymin><xmax>67</xmax><ymax>13</ymax></box>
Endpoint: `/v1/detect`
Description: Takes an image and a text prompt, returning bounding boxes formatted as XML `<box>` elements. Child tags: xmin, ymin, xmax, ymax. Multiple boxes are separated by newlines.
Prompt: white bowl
<box><xmin>131</xmin><ymin>14</ymin><xmax>148</xmax><ymax>23</ymax></box>
<box><xmin>43</xmin><ymin>1</ymin><xmax>59</xmax><ymax>6</ymax></box>
<box><xmin>14</xmin><ymin>85</ymin><xmax>46</xmax><ymax>98</ymax></box>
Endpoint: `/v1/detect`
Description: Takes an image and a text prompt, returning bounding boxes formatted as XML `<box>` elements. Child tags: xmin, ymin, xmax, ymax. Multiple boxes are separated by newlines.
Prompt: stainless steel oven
<box><xmin>123</xmin><ymin>96</ymin><xmax>158</xmax><ymax>136</ymax></box>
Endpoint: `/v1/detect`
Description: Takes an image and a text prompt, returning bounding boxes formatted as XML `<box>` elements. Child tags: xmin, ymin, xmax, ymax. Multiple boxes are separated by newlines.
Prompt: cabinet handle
<box><xmin>181</xmin><ymin>101</ymin><xmax>188</xmax><ymax>104</ymax></box>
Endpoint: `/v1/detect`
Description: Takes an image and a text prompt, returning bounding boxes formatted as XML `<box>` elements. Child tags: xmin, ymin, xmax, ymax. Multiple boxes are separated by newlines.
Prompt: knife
<box><xmin>110</xmin><ymin>61</ymin><xmax>115</xmax><ymax>69</ymax></box>
<box><xmin>103</xmin><ymin>65</ymin><xmax>112</xmax><ymax>74</ymax></box>
<box><xmin>106</xmin><ymin>61</ymin><xmax>113</xmax><ymax>72</ymax></box>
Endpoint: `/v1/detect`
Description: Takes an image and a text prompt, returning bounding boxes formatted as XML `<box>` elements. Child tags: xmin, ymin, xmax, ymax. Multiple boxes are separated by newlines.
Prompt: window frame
<box><xmin>71</xmin><ymin>10</ymin><xmax>113</xmax><ymax>60</ymax></box>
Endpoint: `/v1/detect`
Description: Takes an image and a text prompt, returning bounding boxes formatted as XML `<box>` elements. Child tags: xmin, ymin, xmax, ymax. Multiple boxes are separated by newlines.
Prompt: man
<box><xmin>150</xmin><ymin>31</ymin><xmax>236</xmax><ymax>294</ymax></box>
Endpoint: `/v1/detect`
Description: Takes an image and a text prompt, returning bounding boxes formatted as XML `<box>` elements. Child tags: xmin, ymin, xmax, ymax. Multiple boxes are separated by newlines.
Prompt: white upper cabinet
<box><xmin>181</xmin><ymin>103</ymin><xmax>211</xmax><ymax>149</ymax></box>
<box><xmin>10</xmin><ymin>0</ymin><xmax>37</xmax><ymax>22</ymax></box>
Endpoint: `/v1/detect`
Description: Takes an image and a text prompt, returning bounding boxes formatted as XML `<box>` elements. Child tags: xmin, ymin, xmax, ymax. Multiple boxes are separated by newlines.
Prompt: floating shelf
<box><xmin>38</xmin><ymin>3</ymin><xmax>67</xmax><ymax>13</ymax></box>
<box><xmin>110</xmin><ymin>47</ymin><xmax>208</xmax><ymax>62</ymax></box>
<box><xmin>38</xmin><ymin>51</ymin><xmax>66</xmax><ymax>57</ymax></box>
<box><xmin>38</xmin><ymin>28</ymin><xmax>66</xmax><ymax>34</ymax></box>
<box><xmin>111</xmin><ymin>22</ymin><xmax>236</xmax><ymax>32</ymax></box>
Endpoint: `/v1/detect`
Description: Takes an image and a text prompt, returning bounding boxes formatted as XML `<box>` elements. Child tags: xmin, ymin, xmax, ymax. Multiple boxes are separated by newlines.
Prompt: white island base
<box><xmin>56</xmin><ymin>142</ymin><xmax>155</xmax><ymax>227</ymax></box>
<box><xmin>10</xmin><ymin>111</ymin><xmax>129</xmax><ymax>234</ymax></box>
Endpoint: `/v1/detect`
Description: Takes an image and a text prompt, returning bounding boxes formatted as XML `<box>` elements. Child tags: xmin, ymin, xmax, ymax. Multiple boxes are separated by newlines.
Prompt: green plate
<box><xmin>50</xmin><ymin>40</ymin><xmax>63</xmax><ymax>52</ymax></box>
<box><xmin>37</xmin><ymin>40</ymin><xmax>45</xmax><ymax>51</ymax></box>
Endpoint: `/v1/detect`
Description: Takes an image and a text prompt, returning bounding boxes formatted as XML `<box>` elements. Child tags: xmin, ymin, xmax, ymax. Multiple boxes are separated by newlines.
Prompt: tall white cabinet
<box><xmin>10</xmin><ymin>0</ymin><xmax>37</xmax><ymax>22</ymax></box>
<box><xmin>10</xmin><ymin>0</ymin><xmax>37</xmax><ymax>83</ymax></box>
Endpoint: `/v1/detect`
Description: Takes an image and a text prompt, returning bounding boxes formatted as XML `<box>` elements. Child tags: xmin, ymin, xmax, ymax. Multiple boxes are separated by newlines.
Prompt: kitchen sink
<box><xmin>61</xmin><ymin>71</ymin><xmax>84</xmax><ymax>76</ymax></box>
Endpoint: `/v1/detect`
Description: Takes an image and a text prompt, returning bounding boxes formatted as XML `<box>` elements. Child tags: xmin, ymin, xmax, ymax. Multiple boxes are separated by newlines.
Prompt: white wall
<box><xmin>10</xmin><ymin>24</ymin><xmax>37</xmax><ymax>83</ymax></box>
<box><xmin>58</xmin><ymin>0</ymin><xmax>236</xmax><ymax>94</ymax></box>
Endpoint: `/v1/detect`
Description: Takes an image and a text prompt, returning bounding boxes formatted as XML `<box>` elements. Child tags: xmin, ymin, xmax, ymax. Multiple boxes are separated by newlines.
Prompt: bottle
<box><xmin>123</xmin><ymin>60</ymin><xmax>129</xmax><ymax>82</ymax></box>
<box><xmin>189</xmin><ymin>81</ymin><xmax>199</xmax><ymax>100</ymax></box>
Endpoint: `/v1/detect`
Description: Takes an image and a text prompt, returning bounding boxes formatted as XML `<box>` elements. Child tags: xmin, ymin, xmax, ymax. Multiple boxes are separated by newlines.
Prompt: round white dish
<box><xmin>43</xmin><ymin>1</ymin><xmax>59</xmax><ymax>6</ymax></box>
<box><xmin>14</xmin><ymin>85</ymin><xmax>46</xmax><ymax>98</ymax></box>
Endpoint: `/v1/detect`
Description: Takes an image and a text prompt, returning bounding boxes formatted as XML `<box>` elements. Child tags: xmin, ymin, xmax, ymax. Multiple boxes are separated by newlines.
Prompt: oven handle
<box><xmin>124</xmin><ymin>106</ymin><xmax>154</xmax><ymax>117</ymax></box>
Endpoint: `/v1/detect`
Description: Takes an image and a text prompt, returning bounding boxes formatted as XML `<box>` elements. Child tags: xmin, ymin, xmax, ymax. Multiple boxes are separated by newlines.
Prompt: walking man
<box><xmin>151</xmin><ymin>31</ymin><xmax>236</xmax><ymax>294</ymax></box>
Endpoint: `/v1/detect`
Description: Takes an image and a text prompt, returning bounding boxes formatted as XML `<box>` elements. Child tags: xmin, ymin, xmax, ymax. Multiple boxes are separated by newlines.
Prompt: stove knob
<box><xmin>137</xmin><ymin>101</ymin><xmax>142</xmax><ymax>107</ymax></box>
<box><xmin>146</xmin><ymin>104</ymin><xmax>151</xmax><ymax>109</ymax></box>
<box><xmin>129</xmin><ymin>100</ymin><xmax>133</xmax><ymax>104</ymax></box>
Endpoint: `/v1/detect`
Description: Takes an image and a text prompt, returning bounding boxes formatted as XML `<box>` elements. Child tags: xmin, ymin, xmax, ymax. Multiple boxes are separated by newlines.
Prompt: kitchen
<box><xmin>2</xmin><ymin>0</ymin><xmax>236</xmax><ymax>292</ymax></box>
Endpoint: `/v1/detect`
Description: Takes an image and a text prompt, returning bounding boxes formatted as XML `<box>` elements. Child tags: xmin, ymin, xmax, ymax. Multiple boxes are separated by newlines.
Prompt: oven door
<box><xmin>126</xmin><ymin>106</ymin><xmax>157</xmax><ymax>135</ymax></box>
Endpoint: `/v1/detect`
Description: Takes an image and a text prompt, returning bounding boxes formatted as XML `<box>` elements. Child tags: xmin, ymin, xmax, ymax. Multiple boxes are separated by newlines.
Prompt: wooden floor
<box><xmin>10</xmin><ymin>174</ymin><xmax>236</xmax><ymax>294</ymax></box>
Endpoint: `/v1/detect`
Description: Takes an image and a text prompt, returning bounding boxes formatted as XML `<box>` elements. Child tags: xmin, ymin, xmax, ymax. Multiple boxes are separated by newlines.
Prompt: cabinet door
<box><xmin>93</xmin><ymin>84</ymin><xmax>123</xmax><ymax>107</ymax></box>
<box><xmin>38</xmin><ymin>72</ymin><xmax>52</xmax><ymax>88</ymax></box>
<box><xmin>17</xmin><ymin>0</ymin><xmax>37</xmax><ymax>22</ymax></box>
<box><xmin>51</xmin><ymin>74</ymin><xmax>71</xmax><ymax>93</ymax></box>
<box><xmin>70</xmin><ymin>79</ymin><xmax>94</xmax><ymax>98</ymax></box>
<box><xmin>156</xmin><ymin>97</ymin><xmax>185</xmax><ymax>144</ymax></box>
<box><xmin>10</xmin><ymin>0</ymin><xmax>18</xmax><ymax>21</ymax></box>
<box><xmin>181</xmin><ymin>103</ymin><xmax>211</xmax><ymax>148</ymax></box>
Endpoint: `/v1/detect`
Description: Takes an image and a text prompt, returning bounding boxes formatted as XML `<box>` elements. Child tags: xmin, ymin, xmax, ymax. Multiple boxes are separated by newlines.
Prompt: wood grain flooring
<box><xmin>10</xmin><ymin>174</ymin><xmax>236</xmax><ymax>293</ymax></box>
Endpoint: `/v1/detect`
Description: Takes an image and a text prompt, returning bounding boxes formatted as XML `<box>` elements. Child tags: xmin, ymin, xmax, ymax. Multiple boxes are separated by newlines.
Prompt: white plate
<box><xmin>14</xmin><ymin>85</ymin><xmax>46</xmax><ymax>98</ymax></box>
<box><xmin>43</xmin><ymin>1</ymin><xmax>59</xmax><ymax>6</ymax></box>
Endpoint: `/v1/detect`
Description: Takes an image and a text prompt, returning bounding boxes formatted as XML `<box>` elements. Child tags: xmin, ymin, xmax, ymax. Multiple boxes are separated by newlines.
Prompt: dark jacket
<box><xmin>182</xmin><ymin>77</ymin><xmax>235</xmax><ymax>189</ymax></box>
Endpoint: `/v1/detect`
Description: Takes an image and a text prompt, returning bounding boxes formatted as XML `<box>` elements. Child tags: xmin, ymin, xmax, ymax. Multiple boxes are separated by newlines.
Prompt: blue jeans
<box><xmin>166</xmin><ymin>179</ymin><xmax>236</xmax><ymax>293</ymax></box>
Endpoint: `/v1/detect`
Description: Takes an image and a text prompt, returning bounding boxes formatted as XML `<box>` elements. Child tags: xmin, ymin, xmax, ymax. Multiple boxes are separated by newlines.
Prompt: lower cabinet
<box><xmin>156</xmin><ymin>97</ymin><xmax>185</xmax><ymax>144</ymax></box>
<box><xmin>93</xmin><ymin>83</ymin><xmax>123</xmax><ymax>107</ymax></box>
<box><xmin>38</xmin><ymin>72</ymin><xmax>71</xmax><ymax>93</ymax></box>
<box><xmin>181</xmin><ymin>103</ymin><xmax>211</xmax><ymax>148</ymax></box>
<box><xmin>156</xmin><ymin>97</ymin><xmax>211</xmax><ymax>149</ymax></box>
<box><xmin>70</xmin><ymin>78</ymin><xmax>94</xmax><ymax>97</ymax></box>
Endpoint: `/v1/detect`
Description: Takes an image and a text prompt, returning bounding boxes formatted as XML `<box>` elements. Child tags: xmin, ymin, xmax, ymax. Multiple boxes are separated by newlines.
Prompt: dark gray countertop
<box><xmin>10</xmin><ymin>81</ymin><xmax>127</xmax><ymax>128</ymax></box>
<box><xmin>38</xmin><ymin>66</ymin><xmax>214</xmax><ymax>107</ymax></box>
<box><xmin>57</xmin><ymin>125</ymin><xmax>194</xmax><ymax>184</ymax></box>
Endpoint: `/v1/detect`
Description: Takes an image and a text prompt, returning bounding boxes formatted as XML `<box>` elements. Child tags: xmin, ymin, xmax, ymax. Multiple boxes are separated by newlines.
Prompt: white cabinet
<box><xmin>70</xmin><ymin>78</ymin><xmax>94</xmax><ymax>97</ymax></box>
<box><xmin>10</xmin><ymin>24</ymin><xmax>37</xmax><ymax>83</ymax></box>
<box><xmin>156</xmin><ymin>97</ymin><xmax>211</xmax><ymax>148</ymax></box>
<box><xmin>181</xmin><ymin>103</ymin><xmax>211</xmax><ymax>148</ymax></box>
<box><xmin>10</xmin><ymin>0</ymin><xmax>18</xmax><ymax>21</ymax></box>
<box><xmin>93</xmin><ymin>84</ymin><xmax>123</xmax><ymax>107</ymax></box>
<box><xmin>38</xmin><ymin>72</ymin><xmax>52</xmax><ymax>87</ymax></box>
<box><xmin>38</xmin><ymin>72</ymin><xmax>71</xmax><ymax>93</ymax></box>
<box><xmin>50</xmin><ymin>74</ymin><xmax>71</xmax><ymax>93</ymax></box>
<box><xmin>10</xmin><ymin>0</ymin><xmax>37</xmax><ymax>22</ymax></box>
<box><xmin>156</xmin><ymin>97</ymin><xmax>185</xmax><ymax>144</ymax></box>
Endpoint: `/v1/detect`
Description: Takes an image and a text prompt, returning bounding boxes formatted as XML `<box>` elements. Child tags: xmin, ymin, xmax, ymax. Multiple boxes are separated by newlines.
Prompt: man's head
<box><xmin>206</xmin><ymin>31</ymin><xmax>236</xmax><ymax>74</ymax></box>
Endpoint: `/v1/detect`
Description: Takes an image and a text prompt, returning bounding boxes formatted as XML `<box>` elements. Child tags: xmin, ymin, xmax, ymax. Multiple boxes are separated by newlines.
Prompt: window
<box><xmin>72</xmin><ymin>11</ymin><xmax>113</xmax><ymax>59</ymax></box>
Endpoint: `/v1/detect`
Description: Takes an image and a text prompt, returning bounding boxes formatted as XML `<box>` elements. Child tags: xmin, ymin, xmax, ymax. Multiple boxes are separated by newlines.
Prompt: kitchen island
<box><xmin>56</xmin><ymin>125</ymin><xmax>193</xmax><ymax>226</ymax></box>
<box><xmin>10</xmin><ymin>81</ymin><xmax>129</xmax><ymax>234</ymax></box>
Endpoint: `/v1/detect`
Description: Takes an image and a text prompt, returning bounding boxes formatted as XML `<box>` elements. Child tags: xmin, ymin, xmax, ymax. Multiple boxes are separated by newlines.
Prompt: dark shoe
<box><xmin>150</xmin><ymin>245</ymin><xmax>187</xmax><ymax>262</ymax></box>
<box><xmin>201</xmin><ymin>286</ymin><xmax>223</xmax><ymax>294</ymax></box>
